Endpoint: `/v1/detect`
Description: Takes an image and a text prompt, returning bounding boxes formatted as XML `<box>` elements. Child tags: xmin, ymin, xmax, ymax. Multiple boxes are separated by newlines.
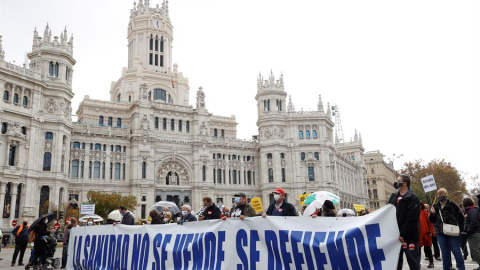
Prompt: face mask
<box><xmin>439</xmin><ymin>196</ymin><xmax>448</xmax><ymax>202</ymax></box>
<box><xmin>182</xmin><ymin>211</ymin><xmax>188</xmax><ymax>216</ymax></box>
<box><xmin>393</xmin><ymin>182</ymin><xmax>404</xmax><ymax>189</ymax></box>
<box><xmin>273</xmin><ymin>194</ymin><xmax>280</xmax><ymax>201</ymax></box>
<box><xmin>87</xmin><ymin>221</ymin><xmax>93</xmax><ymax>226</ymax></box>
<box><xmin>23</xmin><ymin>222</ymin><xmax>28</xmax><ymax>226</ymax></box>
<box><xmin>164</xmin><ymin>218</ymin><xmax>169</xmax><ymax>223</ymax></box>
<box><xmin>234</xmin><ymin>197</ymin><xmax>240</xmax><ymax>203</ymax></box>
<box><xmin>120</xmin><ymin>212</ymin><xmax>126</xmax><ymax>217</ymax></box>
<box><xmin>45</xmin><ymin>219</ymin><xmax>48</xmax><ymax>224</ymax></box>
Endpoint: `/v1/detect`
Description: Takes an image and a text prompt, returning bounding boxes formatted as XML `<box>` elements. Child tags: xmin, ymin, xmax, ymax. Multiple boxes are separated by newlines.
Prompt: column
<box><xmin>0</xmin><ymin>183</ymin><xmax>5</xmax><ymax>224</ymax></box>
<box><xmin>9</xmin><ymin>184</ymin><xmax>17</xmax><ymax>225</ymax></box>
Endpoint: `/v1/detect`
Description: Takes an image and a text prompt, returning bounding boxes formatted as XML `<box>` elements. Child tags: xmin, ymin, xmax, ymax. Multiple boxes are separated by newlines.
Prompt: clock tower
<box><xmin>127</xmin><ymin>0</ymin><xmax>173</xmax><ymax>72</ymax></box>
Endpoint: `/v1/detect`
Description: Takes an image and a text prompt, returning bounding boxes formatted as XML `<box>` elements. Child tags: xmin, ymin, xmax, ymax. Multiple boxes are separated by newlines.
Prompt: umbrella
<box><xmin>151</xmin><ymin>201</ymin><xmax>180</xmax><ymax>215</ymax></box>
<box><xmin>79</xmin><ymin>214</ymin><xmax>104</xmax><ymax>223</ymax></box>
<box><xmin>108</xmin><ymin>210</ymin><xmax>123</xmax><ymax>222</ymax></box>
<box><xmin>30</xmin><ymin>212</ymin><xmax>57</xmax><ymax>231</ymax></box>
<box><xmin>337</xmin><ymin>208</ymin><xmax>356</xmax><ymax>217</ymax></box>
<box><xmin>303</xmin><ymin>191</ymin><xmax>340</xmax><ymax>217</ymax></box>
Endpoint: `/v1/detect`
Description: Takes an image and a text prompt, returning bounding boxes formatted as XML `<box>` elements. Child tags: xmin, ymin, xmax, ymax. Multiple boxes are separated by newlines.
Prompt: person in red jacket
<box><xmin>419</xmin><ymin>202</ymin><xmax>434</xmax><ymax>268</ymax></box>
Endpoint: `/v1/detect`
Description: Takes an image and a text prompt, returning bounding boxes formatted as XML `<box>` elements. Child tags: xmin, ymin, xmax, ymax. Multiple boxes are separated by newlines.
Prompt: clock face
<box><xmin>153</xmin><ymin>20</ymin><xmax>162</xmax><ymax>28</ymax></box>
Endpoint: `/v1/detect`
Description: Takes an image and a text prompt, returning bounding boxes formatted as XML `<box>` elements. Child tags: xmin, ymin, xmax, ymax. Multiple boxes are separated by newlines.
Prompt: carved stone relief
<box><xmin>45</xmin><ymin>99</ymin><xmax>57</xmax><ymax>113</ymax></box>
<box><xmin>156</xmin><ymin>160</ymin><xmax>190</xmax><ymax>185</ymax></box>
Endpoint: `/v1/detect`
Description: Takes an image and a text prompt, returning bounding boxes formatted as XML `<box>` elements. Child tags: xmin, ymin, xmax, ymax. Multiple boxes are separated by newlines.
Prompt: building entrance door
<box><xmin>154</xmin><ymin>190</ymin><xmax>191</xmax><ymax>208</ymax></box>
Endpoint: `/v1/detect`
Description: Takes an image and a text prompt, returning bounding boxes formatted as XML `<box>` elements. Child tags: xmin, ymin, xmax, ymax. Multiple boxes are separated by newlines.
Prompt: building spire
<box><xmin>43</xmin><ymin>23</ymin><xmax>50</xmax><ymax>41</ymax></box>
<box><xmin>326</xmin><ymin>102</ymin><xmax>331</xmax><ymax>119</ymax></box>
<box><xmin>354</xmin><ymin>129</ymin><xmax>358</xmax><ymax>142</ymax></box>
<box><xmin>288</xmin><ymin>95</ymin><xmax>295</xmax><ymax>112</ymax></box>
<box><xmin>317</xmin><ymin>95</ymin><xmax>324</xmax><ymax>112</ymax></box>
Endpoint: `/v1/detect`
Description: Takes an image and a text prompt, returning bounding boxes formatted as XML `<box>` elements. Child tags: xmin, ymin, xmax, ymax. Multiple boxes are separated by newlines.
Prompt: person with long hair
<box><xmin>61</xmin><ymin>217</ymin><xmax>77</xmax><ymax>269</ymax></box>
<box><xmin>419</xmin><ymin>202</ymin><xmax>434</xmax><ymax>268</ymax></box>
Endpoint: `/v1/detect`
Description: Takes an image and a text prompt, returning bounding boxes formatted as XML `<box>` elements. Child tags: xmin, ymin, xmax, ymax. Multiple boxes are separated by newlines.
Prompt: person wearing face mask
<box><xmin>162</xmin><ymin>212</ymin><xmax>175</xmax><ymax>224</ymax></box>
<box><xmin>61</xmin><ymin>217</ymin><xmax>77</xmax><ymax>269</ymax></box>
<box><xmin>263</xmin><ymin>188</ymin><xmax>297</xmax><ymax>217</ymax></box>
<box><xmin>388</xmin><ymin>175</ymin><xmax>421</xmax><ymax>270</ymax></box>
<box><xmin>119</xmin><ymin>206</ymin><xmax>135</xmax><ymax>225</ymax></box>
<box><xmin>462</xmin><ymin>197</ymin><xmax>480</xmax><ymax>270</ymax></box>
<box><xmin>226</xmin><ymin>193</ymin><xmax>256</xmax><ymax>220</ymax></box>
<box><xmin>86</xmin><ymin>217</ymin><xmax>94</xmax><ymax>226</ymax></box>
<box><xmin>429</xmin><ymin>188</ymin><xmax>465</xmax><ymax>270</ymax></box>
<box><xmin>179</xmin><ymin>205</ymin><xmax>197</xmax><ymax>222</ymax></box>
<box><xmin>149</xmin><ymin>209</ymin><xmax>163</xmax><ymax>224</ymax></box>
<box><xmin>33</xmin><ymin>217</ymin><xmax>56</xmax><ymax>269</ymax></box>
<box><xmin>11</xmin><ymin>218</ymin><xmax>29</xmax><ymax>266</ymax></box>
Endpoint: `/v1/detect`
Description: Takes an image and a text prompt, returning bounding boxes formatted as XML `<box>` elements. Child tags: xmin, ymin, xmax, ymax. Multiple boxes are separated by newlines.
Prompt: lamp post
<box><xmin>388</xmin><ymin>153</ymin><xmax>403</xmax><ymax>169</ymax></box>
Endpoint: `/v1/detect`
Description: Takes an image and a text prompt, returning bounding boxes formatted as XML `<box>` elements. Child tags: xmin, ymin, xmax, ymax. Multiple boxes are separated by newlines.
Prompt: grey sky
<box><xmin>1</xmin><ymin>0</ymin><xmax>479</xmax><ymax>181</ymax></box>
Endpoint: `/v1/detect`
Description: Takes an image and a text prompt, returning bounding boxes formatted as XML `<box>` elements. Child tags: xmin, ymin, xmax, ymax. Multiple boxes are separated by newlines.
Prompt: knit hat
<box><xmin>323</xmin><ymin>200</ymin><xmax>335</xmax><ymax>210</ymax></box>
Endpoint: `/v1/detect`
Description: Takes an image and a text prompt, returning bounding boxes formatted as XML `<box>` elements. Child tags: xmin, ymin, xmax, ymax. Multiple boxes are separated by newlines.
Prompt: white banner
<box><xmin>68</xmin><ymin>205</ymin><xmax>400</xmax><ymax>270</ymax></box>
<box><xmin>421</xmin><ymin>175</ymin><xmax>437</xmax><ymax>193</ymax></box>
<box><xmin>80</xmin><ymin>204</ymin><xmax>95</xmax><ymax>215</ymax></box>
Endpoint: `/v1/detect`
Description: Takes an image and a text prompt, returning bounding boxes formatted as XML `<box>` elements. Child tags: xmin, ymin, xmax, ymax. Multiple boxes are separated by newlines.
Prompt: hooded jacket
<box><xmin>388</xmin><ymin>188</ymin><xmax>421</xmax><ymax>243</ymax></box>
<box><xmin>429</xmin><ymin>199</ymin><xmax>465</xmax><ymax>235</ymax></box>
<box><xmin>464</xmin><ymin>206</ymin><xmax>480</xmax><ymax>235</ymax></box>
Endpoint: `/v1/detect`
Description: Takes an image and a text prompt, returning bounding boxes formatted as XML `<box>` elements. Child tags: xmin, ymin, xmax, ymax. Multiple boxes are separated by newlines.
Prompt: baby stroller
<box><xmin>25</xmin><ymin>235</ymin><xmax>61</xmax><ymax>270</ymax></box>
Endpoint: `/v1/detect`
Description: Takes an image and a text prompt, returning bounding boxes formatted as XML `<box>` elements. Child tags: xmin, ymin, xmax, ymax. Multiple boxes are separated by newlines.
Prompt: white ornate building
<box><xmin>0</xmin><ymin>1</ymin><xmax>368</xmax><ymax>225</ymax></box>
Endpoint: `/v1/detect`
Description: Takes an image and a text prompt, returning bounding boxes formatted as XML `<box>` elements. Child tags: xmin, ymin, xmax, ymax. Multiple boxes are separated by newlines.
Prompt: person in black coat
<box><xmin>463</xmin><ymin>197</ymin><xmax>480</xmax><ymax>268</ymax></box>
<box><xmin>119</xmin><ymin>206</ymin><xmax>135</xmax><ymax>225</ymax></box>
<box><xmin>179</xmin><ymin>205</ymin><xmax>197</xmax><ymax>223</ymax></box>
<box><xmin>33</xmin><ymin>217</ymin><xmax>55</xmax><ymax>267</ymax></box>
<box><xmin>150</xmin><ymin>209</ymin><xmax>163</xmax><ymax>224</ymax></box>
<box><xmin>428</xmin><ymin>188</ymin><xmax>465</xmax><ymax>270</ymax></box>
<box><xmin>198</xmin><ymin>197</ymin><xmax>221</xmax><ymax>220</ymax></box>
<box><xmin>11</xmin><ymin>219</ymin><xmax>29</xmax><ymax>266</ymax></box>
<box><xmin>388</xmin><ymin>175</ymin><xmax>421</xmax><ymax>270</ymax></box>
<box><xmin>263</xmin><ymin>188</ymin><xmax>297</xmax><ymax>217</ymax></box>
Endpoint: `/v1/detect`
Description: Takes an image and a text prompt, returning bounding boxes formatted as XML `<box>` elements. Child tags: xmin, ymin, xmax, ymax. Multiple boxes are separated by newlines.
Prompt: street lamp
<box><xmin>388</xmin><ymin>154</ymin><xmax>403</xmax><ymax>169</ymax></box>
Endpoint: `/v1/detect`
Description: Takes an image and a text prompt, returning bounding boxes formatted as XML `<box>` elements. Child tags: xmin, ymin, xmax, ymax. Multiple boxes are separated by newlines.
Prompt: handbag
<box><xmin>439</xmin><ymin>209</ymin><xmax>460</xmax><ymax>237</ymax></box>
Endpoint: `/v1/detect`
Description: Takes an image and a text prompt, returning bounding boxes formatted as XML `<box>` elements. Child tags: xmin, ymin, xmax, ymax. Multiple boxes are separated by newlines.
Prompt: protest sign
<box><xmin>353</xmin><ymin>204</ymin><xmax>365</xmax><ymax>213</ymax></box>
<box><xmin>68</xmin><ymin>205</ymin><xmax>400</xmax><ymax>270</ymax></box>
<box><xmin>80</xmin><ymin>204</ymin><xmax>95</xmax><ymax>215</ymax></box>
<box><xmin>298</xmin><ymin>193</ymin><xmax>311</xmax><ymax>205</ymax></box>
<box><xmin>250</xmin><ymin>198</ymin><xmax>263</xmax><ymax>213</ymax></box>
<box><xmin>421</xmin><ymin>175</ymin><xmax>437</xmax><ymax>193</ymax></box>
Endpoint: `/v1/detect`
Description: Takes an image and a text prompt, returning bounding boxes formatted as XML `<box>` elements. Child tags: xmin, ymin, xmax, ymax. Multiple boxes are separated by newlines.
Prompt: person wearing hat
<box><xmin>226</xmin><ymin>192</ymin><xmax>256</xmax><ymax>220</ymax></box>
<box><xmin>263</xmin><ymin>188</ymin><xmax>297</xmax><ymax>217</ymax></box>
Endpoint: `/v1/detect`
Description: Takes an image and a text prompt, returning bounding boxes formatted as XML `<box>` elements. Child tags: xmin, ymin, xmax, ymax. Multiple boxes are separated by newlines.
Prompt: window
<box><xmin>94</xmin><ymin>143</ymin><xmax>101</xmax><ymax>150</ymax></box>
<box><xmin>98</xmin><ymin>116</ymin><xmax>104</xmax><ymax>126</ymax></box>
<box><xmin>72</xmin><ymin>141</ymin><xmax>79</xmax><ymax>149</ymax></box>
<box><xmin>314</xmin><ymin>152</ymin><xmax>319</xmax><ymax>160</ymax></box>
<box><xmin>233</xmin><ymin>170</ymin><xmax>237</xmax><ymax>184</ymax></box>
<box><xmin>213</xmin><ymin>169</ymin><xmax>216</xmax><ymax>183</ymax></box>
<box><xmin>49</xmin><ymin>61</ymin><xmax>54</xmax><ymax>76</ymax></box>
<box><xmin>114</xmin><ymin>163</ymin><xmax>121</xmax><ymax>179</ymax></box>
<box><xmin>299</xmin><ymin>131</ymin><xmax>303</xmax><ymax>138</ymax></box>
<box><xmin>108</xmin><ymin>117</ymin><xmax>113</xmax><ymax>127</ymax></box>
<box><xmin>160</xmin><ymin>37</ymin><xmax>164</xmax><ymax>52</ymax></box>
<box><xmin>267</xmin><ymin>153</ymin><xmax>272</xmax><ymax>159</ymax></box>
<box><xmin>142</xmin><ymin>162</ymin><xmax>146</xmax><ymax>179</ymax></box>
<box><xmin>115</xmin><ymin>145</ymin><xmax>121</xmax><ymax>152</ymax></box>
<box><xmin>23</xmin><ymin>96</ymin><xmax>28</xmax><ymax>106</ymax></box>
<box><xmin>90</xmin><ymin>143</ymin><xmax>93</xmax><ymax>150</ymax></box>
<box><xmin>117</xmin><ymin>118</ymin><xmax>122</xmax><ymax>128</ymax></box>
<box><xmin>373</xmin><ymin>189</ymin><xmax>378</xmax><ymax>199</ymax></box>
<box><xmin>21</xmin><ymin>127</ymin><xmax>26</xmax><ymax>136</ymax></box>
<box><xmin>160</xmin><ymin>55</ymin><xmax>164</xmax><ymax>67</ymax></box>
<box><xmin>88</xmin><ymin>162</ymin><xmax>92</xmax><ymax>178</ymax></box>
<box><xmin>1</xmin><ymin>123</ymin><xmax>7</xmax><ymax>134</ymax></box>
<box><xmin>43</xmin><ymin>152</ymin><xmax>52</xmax><ymax>171</ymax></box>
<box><xmin>202</xmin><ymin>166</ymin><xmax>206</xmax><ymax>181</ymax></box>
<box><xmin>72</xmin><ymin>160</ymin><xmax>79</xmax><ymax>177</ymax></box>
<box><xmin>110</xmin><ymin>163</ymin><xmax>113</xmax><ymax>179</ymax></box>
<box><xmin>103</xmin><ymin>144</ymin><xmax>106</xmax><ymax>151</ymax></box>
<box><xmin>282</xmin><ymin>168</ymin><xmax>286</xmax><ymax>182</ymax></box>
<box><xmin>186</xmin><ymin>121</ymin><xmax>190</xmax><ymax>133</ymax></box>
<box><xmin>217</xmin><ymin>169</ymin><xmax>222</xmax><ymax>184</ymax></box>
<box><xmin>54</xmin><ymin>62</ymin><xmax>59</xmax><ymax>77</ymax></box>
<box><xmin>308</xmin><ymin>166</ymin><xmax>315</xmax><ymax>181</ymax></box>
<box><xmin>13</xmin><ymin>94</ymin><xmax>18</xmax><ymax>104</ymax></box>
<box><xmin>154</xmin><ymin>117</ymin><xmax>159</xmax><ymax>129</ymax></box>
<box><xmin>128</xmin><ymin>95</ymin><xmax>131</xmax><ymax>102</ymax></box>
<box><xmin>179</xmin><ymin>120</ymin><xmax>182</xmax><ymax>132</ymax></box>
<box><xmin>368</xmin><ymin>190</ymin><xmax>372</xmax><ymax>199</ymax></box>
<box><xmin>264</xmin><ymin>100</ymin><xmax>270</xmax><ymax>111</ymax></box>
<box><xmin>153</xmin><ymin>89</ymin><xmax>167</xmax><ymax>101</ymax></box>
<box><xmin>8</xmin><ymin>145</ymin><xmax>16</xmax><ymax>166</ymax></box>
<box><xmin>268</xmin><ymin>168</ymin><xmax>274</xmax><ymax>183</ymax></box>
<box><xmin>372</xmin><ymin>180</ymin><xmax>377</xmax><ymax>185</ymax></box>
<box><xmin>148</xmin><ymin>91</ymin><xmax>151</xmax><ymax>101</ymax></box>
<box><xmin>94</xmin><ymin>162</ymin><xmax>100</xmax><ymax>178</ymax></box>
<box><xmin>81</xmin><ymin>143</ymin><xmax>85</xmax><ymax>149</ymax></box>
<box><xmin>313</xmin><ymin>130</ymin><xmax>318</xmax><ymax>138</ymax></box>
<box><xmin>301</xmin><ymin>152</ymin><xmax>306</xmax><ymax>161</ymax></box>
<box><xmin>247</xmin><ymin>171</ymin><xmax>252</xmax><ymax>185</ymax></box>
<box><xmin>122</xmin><ymin>164</ymin><xmax>126</xmax><ymax>179</ymax></box>
<box><xmin>170</xmin><ymin>119</ymin><xmax>174</xmax><ymax>131</ymax></box>
<box><xmin>214</xmin><ymin>129</ymin><xmax>218</xmax><ymax>138</ymax></box>
<box><xmin>102</xmin><ymin>162</ymin><xmax>105</xmax><ymax>179</ymax></box>
<box><xmin>3</xmin><ymin>91</ymin><xmax>9</xmax><ymax>101</ymax></box>
<box><xmin>162</xmin><ymin>118</ymin><xmax>167</xmax><ymax>130</ymax></box>
<box><xmin>149</xmin><ymin>53</ymin><xmax>153</xmax><ymax>65</ymax></box>
<box><xmin>306</xmin><ymin>130</ymin><xmax>310</xmax><ymax>138</ymax></box>
<box><xmin>65</xmin><ymin>67</ymin><xmax>70</xmax><ymax>81</ymax></box>
<box><xmin>280</xmin><ymin>153</ymin><xmax>285</xmax><ymax>159</ymax></box>
<box><xmin>80</xmin><ymin>161</ymin><xmax>84</xmax><ymax>178</ymax></box>
<box><xmin>371</xmin><ymin>168</ymin><xmax>375</xmax><ymax>174</ymax></box>
<box><xmin>149</xmin><ymin>35</ymin><xmax>153</xmax><ymax>50</ymax></box>
<box><xmin>221</xmin><ymin>129</ymin><xmax>224</xmax><ymax>138</ymax></box>
<box><xmin>276</xmin><ymin>99</ymin><xmax>282</xmax><ymax>111</ymax></box>
<box><xmin>155</xmin><ymin>35</ymin><xmax>159</xmax><ymax>51</ymax></box>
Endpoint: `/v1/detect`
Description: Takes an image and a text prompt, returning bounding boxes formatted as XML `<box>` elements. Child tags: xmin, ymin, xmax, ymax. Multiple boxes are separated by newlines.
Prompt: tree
<box><xmin>86</xmin><ymin>191</ymin><xmax>137</xmax><ymax>220</ymax></box>
<box><xmin>468</xmin><ymin>174</ymin><xmax>480</xmax><ymax>197</ymax></box>
<box><xmin>399</xmin><ymin>159</ymin><xmax>467</xmax><ymax>205</ymax></box>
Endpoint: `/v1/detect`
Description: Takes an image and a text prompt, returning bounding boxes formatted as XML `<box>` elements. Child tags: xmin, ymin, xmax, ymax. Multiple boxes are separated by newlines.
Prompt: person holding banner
<box><xmin>429</xmin><ymin>188</ymin><xmax>465</xmax><ymax>270</ymax></box>
<box><xmin>227</xmin><ymin>192</ymin><xmax>256</xmax><ymax>220</ymax></box>
<box><xmin>198</xmin><ymin>197</ymin><xmax>221</xmax><ymax>220</ymax></box>
<box><xmin>388</xmin><ymin>175</ymin><xmax>421</xmax><ymax>270</ymax></box>
<box><xmin>119</xmin><ymin>206</ymin><xmax>135</xmax><ymax>225</ymax></box>
<box><xmin>462</xmin><ymin>197</ymin><xmax>480</xmax><ymax>269</ymax></box>
<box><xmin>179</xmin><ymin>205</ymin><xmax>197</xmax><ymax>222</ymax></box>
<box><xmin>263</xmin><ymin>188</ymin><xmax>297</xmax><ymax>217</ymax></box>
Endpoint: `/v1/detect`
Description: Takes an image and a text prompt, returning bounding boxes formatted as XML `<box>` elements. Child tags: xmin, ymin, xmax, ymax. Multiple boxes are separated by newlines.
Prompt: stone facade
<box><xmin>365</xmin><ymin>151</ymin><xmax>396</xmax><ymax>210</ymax></box>
<box><xmin>0</xmin><ymin>1</ymin><xmax>368</xmax><ymax>225</ymax></box>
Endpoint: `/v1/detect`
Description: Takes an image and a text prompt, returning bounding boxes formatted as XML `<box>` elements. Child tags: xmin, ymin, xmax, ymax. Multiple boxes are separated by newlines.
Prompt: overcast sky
<box><xmin>1</xmin><ymin>0</ymin><xmax>479</xmax><ymax>181</ymax></box>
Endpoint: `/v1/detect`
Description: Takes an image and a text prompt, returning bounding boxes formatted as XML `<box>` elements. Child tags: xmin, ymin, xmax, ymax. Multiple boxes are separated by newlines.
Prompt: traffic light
<box><xmin>59</xmin><ymin>211</ymin><xmax>65</xmax><ymax>220</ymax></box>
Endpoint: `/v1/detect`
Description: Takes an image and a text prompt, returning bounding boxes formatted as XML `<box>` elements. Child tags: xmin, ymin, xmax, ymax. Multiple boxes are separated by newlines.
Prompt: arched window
<box><xmin>149</xmin><ymin>35</ymin><xmax>153</xmax><ymax>50</ymax></box>
<box><xmin>281</xmin><ymin>168</ymin><xmax>286</xmax><ymax>182</ymax></box>
<box><xmin>305</xmin><ymin>130</ymin><xmax>310</xmax><ymax>138</ymax></box>
<box><xmin>299</xmin><ymin>131</ymin><xmax>304</xmax><ymax>138</ymax></box>
<box><xmin>214</xmin><ymin>129</ymin><xmax>218</xmax><ymax>138</ymax></box>
<box><xmin>81</xmin><ymin>143</ymin><xmax>85</xmax><ymax>149</ymax></box>
<box><xmin>308</xmin><ymin>166</ymin><xmax>315</xmax><ymax>181</ymax></box>
<box><xmin>313</xmin><ymin>130</ymin><xmax>318</xmax><ymax>138</ymax></box>
<box><xmin>21</xmin><ymin>127</ymin><xmax>26</xmax><ymax>136</ymax></box>
<box><xmin>267</xmin><ymin>153</ymin><xmax>272</xmax><ymax>159</ymax></box>
<box><xmin>372</xmin><ymin>180</ymin><xmax>377</xmax><ymax>185</ymax></box>
<box><xmin>154</xmin><ymin>117</ymin><xmax>159</xmax><ymax>129</ymax></box>
<box><xmin>72</xmin><ymin>160</ymin><xmax>79</xmax><ymax>177</ymax></box>
<box><xmin>186</xmin><ymin>121</ymin><xmax>190</xmax><ymax>133</ymax></box>
<box><xmin>80</xmin><ymin>161</ymin><xmax>84</xmax><ymax>178</ymax></box>
<box><xmin>122</xmin><ymin>163</ymin><xmax>126</xmax><ymax>179</ymax></box>
<box><xmin>373</xmin><ymin>189</ymin><xmax>378</xmax><ymax>199</ymax></box>
<box><xmin>13</xmin><ymin>94</ymin><xmax>18</xmax><ymax>104</ymax></box>
<box><xmin>117</xmin><ymin>118</ymin><xmax>122</xmax><ymax>128</ymax></box>
<box><xmin>3</xmin><ymin>91</ymin><xmax>9</xmax><ymax>101</ymax></box>
<box><xmin>94</xmin><ymin>162</ymin><xmax>100</xmax><ymax>178</ymax></box>
<box><xmin>88</xmin><ymin>161</ymin><xmax>92</xmax><ymax>178</ymax></box>
<box><xmin>221</xmin><ymin>129</ymin><xmax>225</xmax><ymax>138</ymax></box>
<box><xmin>117</xmin><ymin>94</ymin><xmax>121</xmax><ymax>102</ymax></box>
<box><xmin>170</xmin><ymin>119</ymin><xmax>175</xmax><ymax>131</ymax></box>
<box><xmin>43</xmin><ymin>152</ymin><xmax>52</xmax><ymax>171</ymax></box>
<box><xmin>268</xmin><ymin>168</ymin><xmax>274</xmax><ymax>183</ymax></box>
<box><xmin>23</xmin><ymin>96</ymin><xmax>28</xmax><ymax>106</ymax></box>
<box><xmin>123</xmin><ymin>146</ymin><xmax>126</xmax><ymax>152</ymax></box>
<box><xmin>115</xmin><ymin>145</ymin><xmax>121</xmax><ymax>152</ymax></box>
<box><xmin>98</xmin><ymin>116</ymin><xmax>104</xmax><ymax>126</ymax></box>
<box><xmin>178</xmin><ymin>120</ymin><xmax>182</xmax><ymax>132</ymax></box>
<box><xmin>160</xmin><ymin>36</ymin><xmax>164</xmax><ymax>52</ymax></box>
<box><xmin>314</xmin><ymin>152</ymin><xmax>319</xmax><ymax>160</ymax></box>
<box><xmin>162</xmin><ymin>118</ymin><xmax>167</xmax><ymax>130</ymax></box>
<box><xmin>114</xmin><ymin>163</ymin><xmax>121</xmax><ymax>179</ymax></box>
<box><xmin>72</xmin><ymin>142</ymin><xmax>79</xmax><ymax>149</ymax></box>
<box><xmin>301</xmin><ymin>152</ymin><xmax>306</xmax><ymax>161</ymax></box>
<box><xmin>1</xmin><ymin>122</ymin><xmax>7</xmax><ymax>134</ymax></box>
<box><xmin>65</xmin><ymin>67</ymin><xmax>70</xmax><ymax>81</ymax></box>
<box><xmin>54</xmin><ymin>62</ymin><xmax>59</xmax><ymax>77</ymax></box>
<box><xmin>108</xmin><ymin>117</ymin><xmax>113</xmax><ymax>127</ymax></box>
<box><xmin>102</xmin><ymin>162</ymin><xmax>106</xmax><ymax>179</ymax></box>
<box><xmin>142</xmin><ymin>162</ymin><xmax>146</xmax><ymax>179</ymax></box>
<box><xmin>49</xmin><ymin>61</ymin><xmax>54</xmax><ymax>76</ymax></box>
<box><xmin>153</xmin><ymin>89</ymin><xmax>167</xmax><ymax>101</ymax></box>
<box><xmin>155</xmin><ymin>35</ymin><xmax>159</xmax><ymax>51</ymax></box>
<box><xmin>128</xmin><ymin>95</ymin><xmax>131</xmax><ymax>102</ymax></box>
<box><xmin>94</xmin><ymin>143</ymin><xmax>101</xmax><ymax>150</ymax></box>
<box><xmin>202</xmin><ymin>166</ymin><xmax>207</xmax><ymax>182</ymax></box>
